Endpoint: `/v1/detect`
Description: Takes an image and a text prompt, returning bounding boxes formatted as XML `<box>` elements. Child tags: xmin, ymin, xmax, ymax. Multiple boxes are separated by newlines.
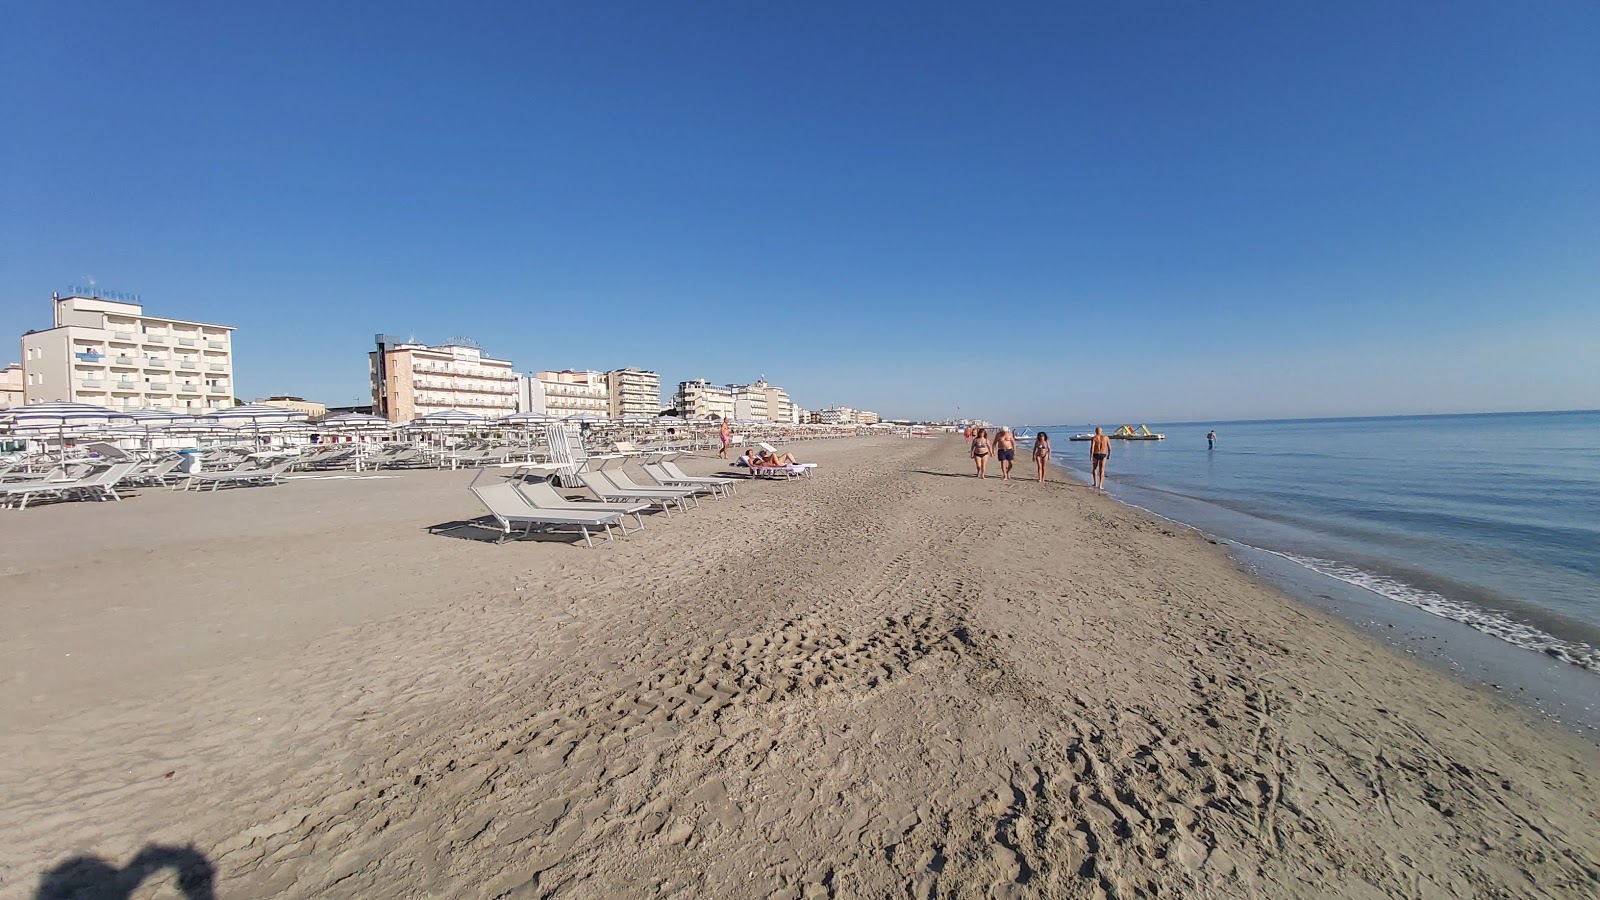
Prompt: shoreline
<box><xmin>2</xmin><ymin>435</ymin><xmax>1596</xmax><ymax>897</ymax></box>
<box><xmin>1043</xmin><ymin>449</ymin><xmax>1600</xmax><ymax>738</ymax></box>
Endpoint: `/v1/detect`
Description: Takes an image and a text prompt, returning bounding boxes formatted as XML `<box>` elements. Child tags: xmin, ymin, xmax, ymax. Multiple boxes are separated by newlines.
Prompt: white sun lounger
<box><xmin>0</xmin><ymin>461</ymin><xmax>140</xmax><ymax>509</ymax></box>
<box><xmin>470</xmin><ymin>482</ymin><xmax>625</xmax><ymax>547</ymax></box>
<box><xmin>576</xmin><ymin>469</ymin><xmax>691</xmax><ymax>518</ymax></box>
<box><xmin>513</xmin><ymin>477</ymin><xmax>650</xmax><ymax>533</ymax></box>
<box><xmin>593</xmin><ymin>458</ymin><xmax>700</xmax><ymax>508</ymax></box>
<box><xmin>181</xmin><ymin>460</ymin><xmax>294</xmax><ymax>492</ymax></box>
<box><xmin>648</xmin><ymin>453</ymin><xmax>738</xmax><ymax>497</ymax></box>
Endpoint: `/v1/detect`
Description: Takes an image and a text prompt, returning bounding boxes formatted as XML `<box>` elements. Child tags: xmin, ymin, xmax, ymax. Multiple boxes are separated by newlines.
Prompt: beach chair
<box><xmin>646</xmin><ymin>452</ymin><xmax>738</xmax><ymax>497</ymax></box>
<box><xmin>469</xmin><ymin>482</ymin><xmax>624</xmax><ymax>547</ymax></box>
<box><xmin>181</xmin><ymin>459</ymin><xmax>294</xmax><ymax>492</ymax></box>
<box><xmin>512</xmin><ymin>477</ymin><xmax>650</xmax><ymax>533</ymax></box>
<box><xmin>0</xmin><ymin>462</ymin><xmax>139</xmax><ymax>509</ymax></box>
<box><xmin>576</xmin><ymin>469</ymin><xmax>690</xmax><ymax>518</ymax></box>
<box><xmin>592</xmin><ymin>457</ymin><xmax>700</xmax><ymax>508</ymax></box>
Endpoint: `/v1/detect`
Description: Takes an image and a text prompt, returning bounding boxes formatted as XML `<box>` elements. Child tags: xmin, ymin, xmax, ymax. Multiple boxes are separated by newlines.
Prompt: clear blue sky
<box><xmin>3</xmin><ymin>1</ymin><xmax>1596</xmax><ymax>422</ymax></box>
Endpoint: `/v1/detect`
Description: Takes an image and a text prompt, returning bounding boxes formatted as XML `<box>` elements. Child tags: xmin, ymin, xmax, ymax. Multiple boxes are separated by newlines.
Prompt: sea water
<box><xmin>1028</xmin><ymin>411</ymin><xmax>1600</xmax><ymax>679</ymax></box>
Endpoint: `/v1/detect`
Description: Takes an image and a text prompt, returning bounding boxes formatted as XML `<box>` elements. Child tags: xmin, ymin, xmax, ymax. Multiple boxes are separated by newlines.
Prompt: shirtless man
<box><xmin>1089</xmin><ymin>426</ymin><xmax>1111</xmax><ymax>490</ymax></box>
<box><xmin>993</xmin><ymin>427</ymin><xmax>1017</xmax><ymax>481</ymax></box>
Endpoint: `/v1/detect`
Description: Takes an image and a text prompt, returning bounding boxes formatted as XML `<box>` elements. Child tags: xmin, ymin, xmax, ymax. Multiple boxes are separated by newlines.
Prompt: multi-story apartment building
<box><xmin>1</xmin><ymin>363</ymin><xmax>23</xmax><ymax>409</ymax></box>
<box><xmin>605</xmin><ymin>367</ymin><xmax>661</xmax><ymax>418</ymax></box>
<box><xmin>731</xmin><ymin>383</ymin><xmax>770</xmax><ymax>422</ymax></box>
<box><xmin>752</xmin><ymin>380</ymin><xmax>797</xmax><ymax>424</ymax></box>
<box><xmin>21</xmin><ymin>293</ymin><xmax>235</xmax><ymax>412</ymax></box>
<box><xmin>370</xmin><ymin>336</ymin><xmax>517</xmax><ymax>422</ymax></box>
<box><xmin>673</xmin><ymin>379</ymin><xmax>736</xmax><ymax>419</ymax></box>
<box><xmin>818</xmin><ymin>407</ymin><xmax>857</xmax><ymax>425</ymax></box>
<box><xmin>858</xmin><ymin>410</ymin><xmax>881</xmax><ymax>425</ymax></box>
<box><xmin>531</xmin><ymin>370</ymin><xmax>609</xmax><ymax>418</ymax></box>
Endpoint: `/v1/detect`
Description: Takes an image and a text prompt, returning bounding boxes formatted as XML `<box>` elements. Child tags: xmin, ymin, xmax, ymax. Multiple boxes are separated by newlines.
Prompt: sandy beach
<box><xmin>2</xmin><ymin>435</ymin><xmax>1597</xmax><ymax>899</ymax></box>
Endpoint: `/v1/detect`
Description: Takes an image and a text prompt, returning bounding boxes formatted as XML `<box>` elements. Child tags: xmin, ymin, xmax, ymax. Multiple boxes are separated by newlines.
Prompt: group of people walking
<box><xmin>966</xmin><ymin>425</ymin><xmax>1113</xmax><ymax>489</ymax></box>
<box><xmin>965</xmin><ymin>426</ymin><xmax>1054</xmax><ymax>484</ymax></box>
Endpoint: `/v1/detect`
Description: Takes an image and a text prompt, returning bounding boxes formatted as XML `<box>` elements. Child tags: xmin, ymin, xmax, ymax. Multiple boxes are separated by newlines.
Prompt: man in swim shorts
<box><xmin>993</xmin><ymin>427</ymin><xmax>1017</xmax><ymax>481</ymax></box>
<box><xmin>1089</xmin><ymin>426</ymin><xmax>1111</xmax><ymax>490</ymax></box>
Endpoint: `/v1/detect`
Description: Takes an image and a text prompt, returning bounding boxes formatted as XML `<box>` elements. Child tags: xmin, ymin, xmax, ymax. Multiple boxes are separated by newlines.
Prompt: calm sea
<box><xmin>1025</xmin><ymin>411</ymin><xmax>1600</xmax><ymax>675</ymax></box>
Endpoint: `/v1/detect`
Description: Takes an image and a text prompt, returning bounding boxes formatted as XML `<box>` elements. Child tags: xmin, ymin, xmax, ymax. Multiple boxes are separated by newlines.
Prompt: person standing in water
<box><xmin>993</xmin><ymin>427</ymin><xmax>1017</xmax><ymax>481</ymax></box>
<box><xmin>1032</xmin><ymin>432</ymin><xmax>1051</xmax><ymax>483</ymax></box>
<box><xmin>1089</xmin><ymin>426</ymin><xmax>1111</xmax><ymax>490</ymax></box>
<box><xmin>1207</xmin><ymin>429</ymin><xmax>1216</xmax><ymax>450</ymax></box>
<box><xmin>970</xmin><ymin>427</ymin><xmax>991</xmax><ymax>478</ymax></box>
<box><xmin>718</xmin><ymin>418</ymin><xmax>732</xmax><ymax>459</ymax></box>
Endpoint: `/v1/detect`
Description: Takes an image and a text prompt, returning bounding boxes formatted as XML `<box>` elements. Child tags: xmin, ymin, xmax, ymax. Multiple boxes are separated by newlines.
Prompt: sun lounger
<box><xmin>648</xmin><ymin>453</ymin><xmax>738</xmax><ymax>497</ymax></box>
<box><xmin>470</xmin><ymin>482</ymin><xmax>625</xmax><ymax>547</ymax></box>
<box><xmin>181</xmin><ymin>460</ymin><xmax>294</xmax><ymax>492</ymax></box>
<box><xmin>747</xmin><ymin>463</ymin><xmax>812</xmax><ymax>480</ymax></box>
<box><xmin>0</xmin><ymin>461</ymin><xmax>140</xmax><ymax>509</ymax></box>
<box><xmin>512</xmin><ymin>478</ymin><xmax>650</xmax><ymax>533</ymax></box>
<box><xmin>576</xmin><ymin>470</ymin><xmax>691</xmax><ymax>518</ymax></box>
<box><xmin>592</xmin><ymin>459</ymin><xmax>701</xmax><ymax>509</ymax></box>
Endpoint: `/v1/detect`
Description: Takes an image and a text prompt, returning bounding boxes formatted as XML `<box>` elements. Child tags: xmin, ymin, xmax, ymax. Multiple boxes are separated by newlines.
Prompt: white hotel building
<box><xmin>21</xmin><ymin>293</ymin><xmax>235</xmax><ymax>411</ymax></box>
<box><xmin>370</xmin><ymin>336</ymin><xmax>518</xmax><ymax>422</ymax></box>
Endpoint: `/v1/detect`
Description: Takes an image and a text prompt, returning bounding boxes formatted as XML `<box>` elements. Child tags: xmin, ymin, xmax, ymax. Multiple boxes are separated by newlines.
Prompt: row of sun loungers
<box><xmin>466</xmin><ymin>447</ymin><xmax>758</xmax><ymax>546</ymax></box>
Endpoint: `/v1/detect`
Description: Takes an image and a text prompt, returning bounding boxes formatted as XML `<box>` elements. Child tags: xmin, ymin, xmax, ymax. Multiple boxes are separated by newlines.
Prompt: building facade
<box><xmin>21</xmin><ymin>293</ymin><xmax>235</xmax><ymax>412</ymax></box>
<box><xmin>605</xmin><ymin>367</ymin><xmax>661</xmax><ymax>418</ymax></box>
<box><xmin>531</xmin><ymin>370</ymin><xmax>609</xmax><ymax>418</ymax></box>
<box><xmin>818</xmin><ymin>407</ymin><xmax>856</xmax><ymax>425</ymax></box>
<box><xmin>673</xmin><ymin>379</ymin><xmax>736</xmax><ymax>419</ymax></box>
<box><xmin>259</xmin><ymin>396</ymin><xmax>327</xmax><ymax>418</ymax></box>
<box><xmin>0</xmin><ymin>363</ymin><xmax>23</xmax><ymax>409</ymax></box>
<box><xmin>369</xmin><ymin>336</ymin><xmax>517</xmax><ymax>422</ymax></box>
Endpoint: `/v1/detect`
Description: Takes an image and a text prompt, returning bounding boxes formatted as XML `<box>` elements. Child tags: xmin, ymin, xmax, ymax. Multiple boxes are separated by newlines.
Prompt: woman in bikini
<box><xmin>970</xmin><ymin>427</ymin><xmax>991</xmax><ymax>478</ymax></box>
<box><xmin>1032</xmin><ymin>432</ymin><xmax>1051</xmax><ymax>484</ymax></box>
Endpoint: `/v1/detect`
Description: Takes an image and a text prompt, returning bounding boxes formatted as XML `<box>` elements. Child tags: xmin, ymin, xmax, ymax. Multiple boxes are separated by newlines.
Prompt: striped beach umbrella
<box><xmin>407</xmin><ymin>409</ymin><xmax>486</xmax><ymax>428</ymax></box>
<box><xmin>496</xmin><ymin>411</ymin><xmax>557</xmax><ymax>427</ymax></box>
<box><xmin>319</xmin><ymin>412</ymin><xmax>394</xmax><ymax>431</ymax></box>
<box><xmin>0</xmin><ymin>401</ymin><xmax>137</xmax><ymax>460</ymax></box>
<box><xmin>197</xmin><ymin>403</ymin><xmax>309</xmax><ymax>445</ymax></box>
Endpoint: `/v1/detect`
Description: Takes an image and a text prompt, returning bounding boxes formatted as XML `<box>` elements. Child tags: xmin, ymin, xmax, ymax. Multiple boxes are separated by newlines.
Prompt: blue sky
<box><xmin>3</xmin><ymin>2</ymin><xmax>1596</xmax><ymax>422</ymax></box>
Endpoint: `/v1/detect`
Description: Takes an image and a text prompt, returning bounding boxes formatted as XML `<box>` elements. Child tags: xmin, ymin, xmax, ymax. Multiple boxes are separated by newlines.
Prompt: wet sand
<box><xmin>2</xmin><ymin>436</ymin><xmax>1597</xmax><ymax>898</ymax></box>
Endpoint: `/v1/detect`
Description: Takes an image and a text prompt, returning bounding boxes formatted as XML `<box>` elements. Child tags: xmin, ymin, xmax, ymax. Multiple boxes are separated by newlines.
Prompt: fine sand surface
<box><xmin>2</xmin><ymin>437</ymin><xmax>1597</xmax><ymax>899</ymax></box>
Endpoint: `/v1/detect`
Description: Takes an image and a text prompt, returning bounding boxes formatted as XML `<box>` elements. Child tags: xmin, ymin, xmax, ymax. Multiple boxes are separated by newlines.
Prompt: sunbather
<box><xmin>750</xmin><ymin>449</ymin><xmax>799</xmax><ymax>467</ymax></box>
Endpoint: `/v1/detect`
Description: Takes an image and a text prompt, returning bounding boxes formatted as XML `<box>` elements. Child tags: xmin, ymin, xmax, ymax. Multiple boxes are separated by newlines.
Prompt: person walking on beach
<box><xmin>970</xmin><ymin>427</ymin><xmax>991</xmax><ymax>478</ymax></box>
<box><xmin>1207</xmin><ymin>429</ymin><xmax>1216</xmax><ymax>450</ymax></box>
<box><xmin>1032</xmin><ymin>432</ymin><xmax>1051</xmax><ymax>483</ymax></box>
<box><xmin>993</xmin><ymin>427</ymin><xmax>1017</xmax><ymax>481</ymax></box>
<box><xmin>1089</xmin><ymin>426</ymin><xmax>1111</xmax><ymax>490</ymax></box>
<box><xmin>718</xmin><ymin>418</ymin><xmax>731</xmax><ymax>460</ymax></box>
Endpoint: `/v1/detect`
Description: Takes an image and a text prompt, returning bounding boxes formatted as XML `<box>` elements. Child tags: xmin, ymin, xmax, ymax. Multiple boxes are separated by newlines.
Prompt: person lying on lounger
<box><xmin>749</xmin><ymin>449</ymin><xmax>800</xmax><ymax>467</ymax></box>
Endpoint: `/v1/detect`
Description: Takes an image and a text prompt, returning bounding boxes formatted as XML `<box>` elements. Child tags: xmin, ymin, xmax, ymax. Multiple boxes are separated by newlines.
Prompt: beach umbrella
<box><xmin>197</xmin><ymin>403</ymin><xmax>310</xmax><ymax>447</ymax></box>
<box><xmin>407</xmin><ymin>409</ymin><xmax>487</xmax><ymax>428</ymax></box>
<box><xmin>0</xmin><ymin>401</ymin><xmax>137</xmax><ymax>460</ymax></box>
<box><xmin>496</xmin><ymin>411</ymin><xmax>557</xmax><ymax>427</ymax></box>
<box><xmin>319</xmin><ymin>412</ymin><xmax>394</xmax><ymax>431</ymax></box>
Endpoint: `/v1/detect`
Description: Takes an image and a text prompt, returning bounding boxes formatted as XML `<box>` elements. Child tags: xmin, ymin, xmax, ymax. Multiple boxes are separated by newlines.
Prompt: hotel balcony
<box><xmin>177</xmin><ymin>384</ymin><xmax>203</xmax><ymax>395</ymax></box>
<box><xmin>113</xmin><ymin>381</ymin><xmax>140</xmax><ymax>391</ymax></box>
<box><xmin>112</xmin><ymin>356</ymin><xmax>139</xmax><ymax>366</ymax></box>
<box><xmin>74</xmin><ymin>351</ymin><xmax>105</xmax><ymax>363</ymax></box>
<box><xmin>145</xmin><ymin>335</ymin><xmax>167</xmax><ymax>344</ymax></box>
<box><xmin>175</xmin><ymin>360</ymin><xmax>200</xmax><ymax>372</ymax></box>
<box><xmin>176</xmin><ymin>337</ymin><xmax>197</xmax><ymax>346</ymax></box>
<box><xmin>207</xmin><ymin>363</ymin><xmax>227</xmax><ymax>372</ymax></box>
<box><xmin>110</xmin><ymin>331</ymin><xmax>136</xmax><ymax>341</ymax></box>
<box><xmin>146</xmin><ymin>359</ymin><xmax>170</xmax><ymax>369</ymax></box>
<box><xmin>78</xmin><ymin>380</ymin><xmax>108</xmax><ymax>391</ymax></box>
<box><xmin>206</xmin><ymin>339</ymin><xmax>226</xmax><ymax>349</ymax></box>
<box><xmin>149</xmin><ymin>382</ymin><xmax>171</xmax><ymax>392</ymax></box>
